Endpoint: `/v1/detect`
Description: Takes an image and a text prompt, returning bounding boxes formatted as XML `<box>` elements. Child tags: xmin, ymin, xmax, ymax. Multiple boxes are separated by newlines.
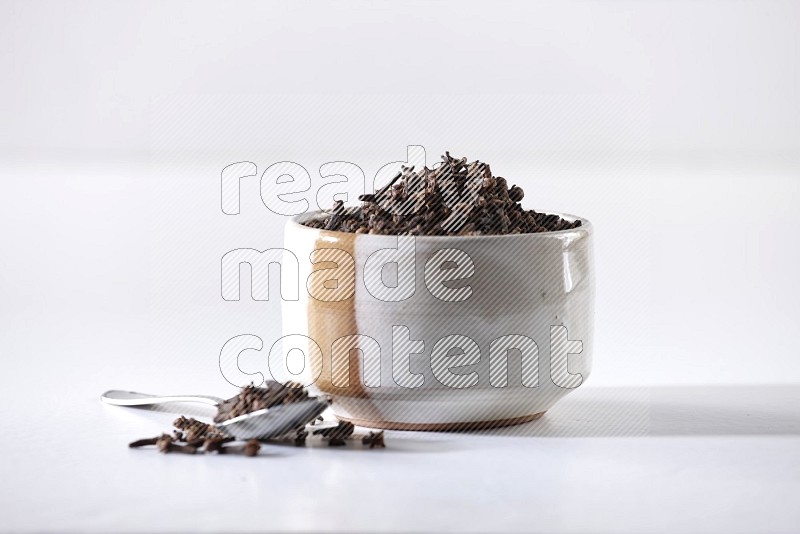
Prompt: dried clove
<box><xmin>218</xmin><ymin>439</ymin><xmax>261</xmax><ymax>457</ymax></box>
<box><xmin>313</xmin><ymin>421</ymin><xmax>355</xmax><ymax>446</ymax></box>
<box><xmin>202</xmin><ymin>435</ymin><xmax>236</xmax><ymax>453</ymax></box>
<box><xmin>361</xmin><ymin>431</ymin><xmax>386</xmax><ymax>449</ymax></box>
<box><xmin>129</xmin><ymin>437</ymin><xmax>159</xmax><ymax>448</ymax></box>
<box><xmin>173</xmin><ymin>416</ymin><xmax>224</xmax><ymax>442</ymax></box>
<box><xmin>155</xmin><ymin>433</ymin><xmax>197</xmax><ymax>455</ymax></box>
<box><xmin>294</xmin><ymin>428</ymin><xmax>309</xmax><ymax>447</ymax></box>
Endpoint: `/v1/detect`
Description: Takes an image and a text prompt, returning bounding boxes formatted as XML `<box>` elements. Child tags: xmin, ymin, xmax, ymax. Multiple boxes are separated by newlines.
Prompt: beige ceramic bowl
<box><xmin>281</xmin><ymin>210</ymin><xmax>594</xmax><ymax>430</ymax></box>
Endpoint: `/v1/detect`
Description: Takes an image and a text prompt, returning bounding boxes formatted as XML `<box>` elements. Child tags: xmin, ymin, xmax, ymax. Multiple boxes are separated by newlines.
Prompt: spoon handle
<box><xmin>101</xmin><ymin>390</ymin><xmax>224</xmax><ymax>407</ymax></box>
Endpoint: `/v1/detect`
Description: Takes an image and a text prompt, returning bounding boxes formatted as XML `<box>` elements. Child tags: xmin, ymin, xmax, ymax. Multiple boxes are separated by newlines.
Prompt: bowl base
<box><xmin>337</xmin><ymin>411</ymin><xmax>546</xmax><ymax>432</ymax></box>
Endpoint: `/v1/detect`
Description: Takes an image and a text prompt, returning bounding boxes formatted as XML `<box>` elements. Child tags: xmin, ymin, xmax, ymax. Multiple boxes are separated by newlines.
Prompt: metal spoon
<box><xmin>101</xmin><ymin>390</ymin><xmax>331</xmax><ymax>440</ymax></box>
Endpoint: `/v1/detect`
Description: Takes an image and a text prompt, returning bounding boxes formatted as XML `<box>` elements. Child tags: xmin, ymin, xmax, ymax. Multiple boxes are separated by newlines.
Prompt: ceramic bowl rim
<box><xmin>287</xmin><ymin>208</ymin><xmax>592</xmax><ymax>241</ymax></box>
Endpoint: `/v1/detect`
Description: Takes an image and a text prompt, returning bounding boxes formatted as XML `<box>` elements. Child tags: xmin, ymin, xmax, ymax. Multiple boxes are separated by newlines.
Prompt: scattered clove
<box><xmin>155</xmin><ymin>434</ymin><xmax>197</xmax><ymax>455</ymax></box>
<box><xmin>203</xmin><ymin>435</ymin><xmax>235</xmax><ymax>453</ymax></box>
<box><xmin>313</xmin><ymin>421</ymin><xmax>355</xmax><ymax>446</ymax></box>
<box><xmin>173</xmin><ymin>416</ymin><xmax>225</xmax><ymax>442</ymax></box>
<box><xmin>218</xmin><ymin>439</ymin><xmax>261</xmax><ymax>457</ymax></box>
<box><xmin>129</xmin><ymin>437</ymin><xmax>159</xmax><ymax>448</ymax></box>
<box><xmin>362</xmin><ymin>431</ymin><xmax>386</xmax><ymax>449</ymax></box>
<box><xmin>294</xmin><ymin>428</ymin><xmax>309</xmax><ymax>447</ymax></box>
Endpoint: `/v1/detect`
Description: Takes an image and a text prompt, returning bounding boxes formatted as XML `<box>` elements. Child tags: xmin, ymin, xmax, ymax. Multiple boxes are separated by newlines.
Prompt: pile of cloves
<box><xmin>303</xmin><ymin>152</ymin><xmax>582</xmax><ymax>236</ymax></box>
<box><xmin>128</xmin><ymin>382</ymin><xmax>385</xmax><ymax>457</ymax></box>
<box><xmin>213</xmin><ymin>381</ymin><xmax>309</xmax><ymax>423</ymax></box>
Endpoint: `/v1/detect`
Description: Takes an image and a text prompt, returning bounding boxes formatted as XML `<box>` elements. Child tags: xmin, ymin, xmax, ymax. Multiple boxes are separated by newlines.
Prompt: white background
<box><xmin>1</xmin><ymin>1</ymin><xmax>799</xmax><ymax>532</ymax></box>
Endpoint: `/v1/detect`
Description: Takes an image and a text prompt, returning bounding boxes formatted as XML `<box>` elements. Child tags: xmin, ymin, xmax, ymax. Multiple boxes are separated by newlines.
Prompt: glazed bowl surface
<box><xmin>280</xmin><ymin>210</ymin><xmax>594</xmax><ymax>430</ymax></box>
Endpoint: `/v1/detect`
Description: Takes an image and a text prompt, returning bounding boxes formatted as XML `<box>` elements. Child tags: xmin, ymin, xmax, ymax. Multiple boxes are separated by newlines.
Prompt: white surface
<box><xmin>1</xmin><ymin>383</ymin><xmax>798</xmax><ymax>532</ymax></box>
<box><xmin>2</xmin><ymin>1</ymin><xmax>799</xmax><ymax>153</ymax></box>
<box><xmin>2</xmin><ymin>155</ymin><xmax>798</xmax><ymax>533</ymax></box>
<box><xmin>2</xmin><ymin>1</ymin><xmax>800</xmax><ymax>532</ymax></box>
<box><xmin>1</xmin><ymin>145</ymin><xmax>799</xmax><ymax>534</ymax></box>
